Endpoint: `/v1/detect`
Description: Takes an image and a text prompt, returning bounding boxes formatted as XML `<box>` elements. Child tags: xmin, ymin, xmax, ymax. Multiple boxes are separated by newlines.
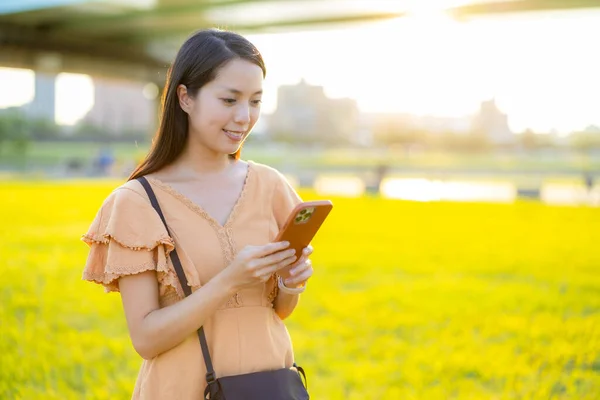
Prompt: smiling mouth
<box><xmin>223</xmin><ymin>129</ymin><xmax>246</xmax><ymax>141</ymax></box>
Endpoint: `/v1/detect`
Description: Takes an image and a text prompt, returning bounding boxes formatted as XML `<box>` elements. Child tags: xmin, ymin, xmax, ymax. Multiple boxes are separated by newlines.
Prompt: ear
<box><xmin>177</xmin><ymin>84</ymin><xmax>192</xmax><ymax>114</ymax></box>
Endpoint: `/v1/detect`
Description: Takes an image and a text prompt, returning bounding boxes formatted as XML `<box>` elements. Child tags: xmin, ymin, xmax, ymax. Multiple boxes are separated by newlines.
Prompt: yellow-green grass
<box><xmin>1</xmin><ymin>181</ymin><xmax>599</xmax><ymax>399</ymax></box>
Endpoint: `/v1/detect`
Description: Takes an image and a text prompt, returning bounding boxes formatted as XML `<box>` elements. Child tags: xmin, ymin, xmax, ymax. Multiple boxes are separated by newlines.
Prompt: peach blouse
<box><xmin>82</xmin><ymin>161</ymin><xmax>302</xmax><ymax>399</ymax></box>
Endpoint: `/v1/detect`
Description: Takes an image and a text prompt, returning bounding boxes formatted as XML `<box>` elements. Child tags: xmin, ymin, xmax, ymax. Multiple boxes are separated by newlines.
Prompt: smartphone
<box><xmin>274</xmin><ymin>200</ymin><xmax>333</xmax><ymax>278</ymax></box>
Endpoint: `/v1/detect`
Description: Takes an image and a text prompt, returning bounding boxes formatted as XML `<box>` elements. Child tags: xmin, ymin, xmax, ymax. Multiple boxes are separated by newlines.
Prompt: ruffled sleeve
<box><xmin>81</xmin><ymin>185</ymin><xmax>178</xmax><ymax>296</ymax></box>
<box><xmin>273</xmin><ymin>171</ymin><xmax>303</xmax><ymax>230</ymax></box>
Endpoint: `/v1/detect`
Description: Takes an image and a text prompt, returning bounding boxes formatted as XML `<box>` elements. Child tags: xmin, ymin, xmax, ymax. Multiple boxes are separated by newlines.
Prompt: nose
<box><xmin>233</xmin><ymin>104</ymin><xmax>251</xmax><ymax>125</ymax></box>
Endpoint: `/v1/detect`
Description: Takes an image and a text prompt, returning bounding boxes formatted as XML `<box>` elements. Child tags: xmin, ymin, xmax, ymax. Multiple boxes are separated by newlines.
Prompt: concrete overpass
<box><xmin>1</xmin><ymin>0</ymin><xmax>600</xmax><ymax>83</ymax></box>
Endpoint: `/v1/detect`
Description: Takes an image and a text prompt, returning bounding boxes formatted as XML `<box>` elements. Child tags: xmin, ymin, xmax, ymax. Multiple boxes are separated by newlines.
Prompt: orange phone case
<box><xmin>275</xmin><ymin>200</ymin><xmax>333</xmax><ymax>278</ymax></box>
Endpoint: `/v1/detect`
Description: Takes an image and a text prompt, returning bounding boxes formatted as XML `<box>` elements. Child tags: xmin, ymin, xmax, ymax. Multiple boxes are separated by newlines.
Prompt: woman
<box><xmin>82</xmin><ymin>28</ymin><xmax>313</xmax><ymax>399</ymax></box>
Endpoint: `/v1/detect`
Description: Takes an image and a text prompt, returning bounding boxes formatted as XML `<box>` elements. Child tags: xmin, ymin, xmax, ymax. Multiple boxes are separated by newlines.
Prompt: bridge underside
<box><xmin>1</xmin><ymin>0</ymin><xmax>599</xmax><ymax>82</ymax></box>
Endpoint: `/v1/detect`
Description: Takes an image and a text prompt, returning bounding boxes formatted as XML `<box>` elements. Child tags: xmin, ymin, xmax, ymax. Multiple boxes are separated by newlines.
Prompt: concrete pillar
<box><xmin>24</xmin><ymin>72</ymin><xmax>56</xmax><ymax>121</ymax></box>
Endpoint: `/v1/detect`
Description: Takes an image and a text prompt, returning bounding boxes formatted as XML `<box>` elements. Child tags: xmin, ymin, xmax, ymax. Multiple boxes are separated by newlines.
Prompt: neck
<box><xmin>172</xmin><ymin>143</ymin><xmax>233</xmax><ymax>177</ymax></box>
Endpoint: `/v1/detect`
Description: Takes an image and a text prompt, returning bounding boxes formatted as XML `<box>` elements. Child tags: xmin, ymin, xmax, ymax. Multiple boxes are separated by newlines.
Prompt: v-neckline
<box><xmin>146</xmin><ymin>160</ymin><xmax>253</xmax><ymax>230</ymax></box>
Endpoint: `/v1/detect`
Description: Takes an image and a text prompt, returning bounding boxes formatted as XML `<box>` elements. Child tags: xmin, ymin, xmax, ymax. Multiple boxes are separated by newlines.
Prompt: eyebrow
<box><xmin>222</xmin><ymin>87</ymin><xmax>263</xmax><ymax>95</ymax></box>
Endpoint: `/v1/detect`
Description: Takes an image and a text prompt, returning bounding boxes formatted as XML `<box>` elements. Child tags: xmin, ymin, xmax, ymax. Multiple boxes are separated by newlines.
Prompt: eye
<box><xmin>251</xmin><ymin>99</ymin><xmax>262</xmax><ymax>106</ymax></box>
<box><xmin>221</xmin><ymin>98</ymin><xmax>236</xmax><ymax>105</ymax></box>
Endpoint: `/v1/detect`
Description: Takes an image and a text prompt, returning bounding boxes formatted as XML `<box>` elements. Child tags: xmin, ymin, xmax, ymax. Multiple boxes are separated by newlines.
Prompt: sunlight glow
<box><xmin>55</xmin><ymin>73</ymin><xmax>94</xmax><ymax>125</ymax></box>
<box><xmin>381</xmin><ymin>178</ymin><xmax>516</xmax><ymax>203</ymax></box>
<box><xmin>404</xmin><ymin>0</ymin><xmax>477</xmax><ymax>16</ymax></box>
<box><xmin>315</xmin><ymin>176</ymin><xmax>365</xmax><ymax>197</ymax></box>
<box><xmin>0</xmin><ymin>68</ymin><xmax>34</xmax><ymax>108</ymax></box>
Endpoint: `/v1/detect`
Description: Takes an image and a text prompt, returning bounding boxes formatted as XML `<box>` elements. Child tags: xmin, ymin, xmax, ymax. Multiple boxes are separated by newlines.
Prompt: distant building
<box><xmin>471</xmin><ymin>98</ymin><xmax>515</xmax><ymax>144</ymax></box>
<box><xmin>584</xmin><ymin>125</ymin><xmax>600</xmax><ymax>134</ymax></box>
<box><xmin>268</xmin><ymin>79</ymin><xmax>360</xmax><ymax>145</ymax></box>
<box><xmin>81</xmin><ymin>77</ymin><xmax>156</xmax><ymax>135</ymax></box>
<box><xmin>414</xmin><ymin>115</ymin><xmax>472</xmax><ymax>134</ymax></box>
<box><xmin>365</xmin><ymin>112</ymin><xmax>471</xmax><ymax>145</ymax></box>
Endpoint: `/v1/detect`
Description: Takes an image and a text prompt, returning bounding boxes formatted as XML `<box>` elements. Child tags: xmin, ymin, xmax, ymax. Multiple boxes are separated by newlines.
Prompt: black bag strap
<box><xmin>137</xmin><ymin>177</ymin><xmax>218</xmax><ymax>384</ymax></box>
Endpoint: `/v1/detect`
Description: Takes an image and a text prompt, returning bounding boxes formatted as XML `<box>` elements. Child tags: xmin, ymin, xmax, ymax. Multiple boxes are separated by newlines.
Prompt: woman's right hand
<box><xmin>223</xmin><ymin>241</ymin><xmax>297</xmax><ymax>291</ymax></box>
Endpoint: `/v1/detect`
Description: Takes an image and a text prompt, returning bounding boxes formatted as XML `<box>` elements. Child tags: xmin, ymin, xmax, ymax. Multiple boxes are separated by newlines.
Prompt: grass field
<box><xmin>1</xmin><ymin>180</ymin><xmax>599</xmax><ymax>399</ymax></box>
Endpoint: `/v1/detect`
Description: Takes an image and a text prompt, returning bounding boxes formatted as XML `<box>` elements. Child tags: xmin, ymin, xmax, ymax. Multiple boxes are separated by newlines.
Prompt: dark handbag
<box><xmin>138</xmin><ymin>177</ymin><xmax>310</xmax><ymax>400</ymax></box>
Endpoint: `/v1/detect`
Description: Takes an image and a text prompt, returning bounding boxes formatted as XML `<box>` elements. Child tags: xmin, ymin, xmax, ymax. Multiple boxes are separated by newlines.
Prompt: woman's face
<box><xmin>179</xmin><ymin>58</ymin><xmax>264</xmax><ymax>157</ymax></box>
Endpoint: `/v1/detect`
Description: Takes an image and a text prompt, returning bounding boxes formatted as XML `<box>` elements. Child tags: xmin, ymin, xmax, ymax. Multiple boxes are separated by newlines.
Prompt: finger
<box><xmin>256</xmin><ymin>254</ymin><xmax>297</xmax><ymax>276</ymax></box>
<box><xmin>289</xmin><ymin>259</ymin><xmax>311</xmax><ymax>276</ymax></box>
<box><xmin>251</xmin><ymin>241</ymin><xmax>290</xmax><ymax>258</ymax></box>
<box><xmin>290</xmin><ymin>247</ymin><xmax>312</xmax><ymax>267</ymax></box>
<box><xmin>303</xmin><ymin>246</ymin><xmax>314</xmax><ymax>257</ymax></box>
<box><xmin>289</xmin><ymin>255</ymin><xmax>306</xmax><ymax>269</ymax></box>
<box><xmin>292</xmin><ymin>247</ymin><xmax>313</xmax><ymax>267</ymax></box>
<box><xmin>258</xmin><ymin>248</ymin><xmax>296</xmax><ymax>268</ymax></box>
<box><xmin>253</xmin><ymin>265</ymin><xmax>275</xmax><ymax>282</ymax></box>
<box><xmin>285</xmin><ymin>267</ymin><xmax>313</xmax><ymax>286</ymax></box>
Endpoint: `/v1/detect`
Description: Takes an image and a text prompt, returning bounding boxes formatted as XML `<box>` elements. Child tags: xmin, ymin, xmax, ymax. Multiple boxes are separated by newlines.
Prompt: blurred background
<box><xmin>1</xmin><ymin>1</ymin><xmax>599</xmax><ymax>399</ymax></box>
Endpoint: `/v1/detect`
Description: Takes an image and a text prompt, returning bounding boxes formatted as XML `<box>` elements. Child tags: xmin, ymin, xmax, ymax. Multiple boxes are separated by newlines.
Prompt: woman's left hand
<box><xmin>284</xmin><ymin>245</ymin><xmax>313</xmax><ymax>288</ymax></box>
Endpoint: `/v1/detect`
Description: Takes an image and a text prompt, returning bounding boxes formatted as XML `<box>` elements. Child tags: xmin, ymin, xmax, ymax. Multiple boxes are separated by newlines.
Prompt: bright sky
<box><xmin>1</xmin><ymin>6</ymin><xmax>599</xmax><ymax>133</ymax></box>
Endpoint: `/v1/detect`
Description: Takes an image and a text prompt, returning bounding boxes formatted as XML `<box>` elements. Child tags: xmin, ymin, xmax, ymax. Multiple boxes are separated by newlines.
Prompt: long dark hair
<box><xmin>129</xmin><ymin>29</ymin><xmax>266</xmax><ymax>181</ymax></box>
